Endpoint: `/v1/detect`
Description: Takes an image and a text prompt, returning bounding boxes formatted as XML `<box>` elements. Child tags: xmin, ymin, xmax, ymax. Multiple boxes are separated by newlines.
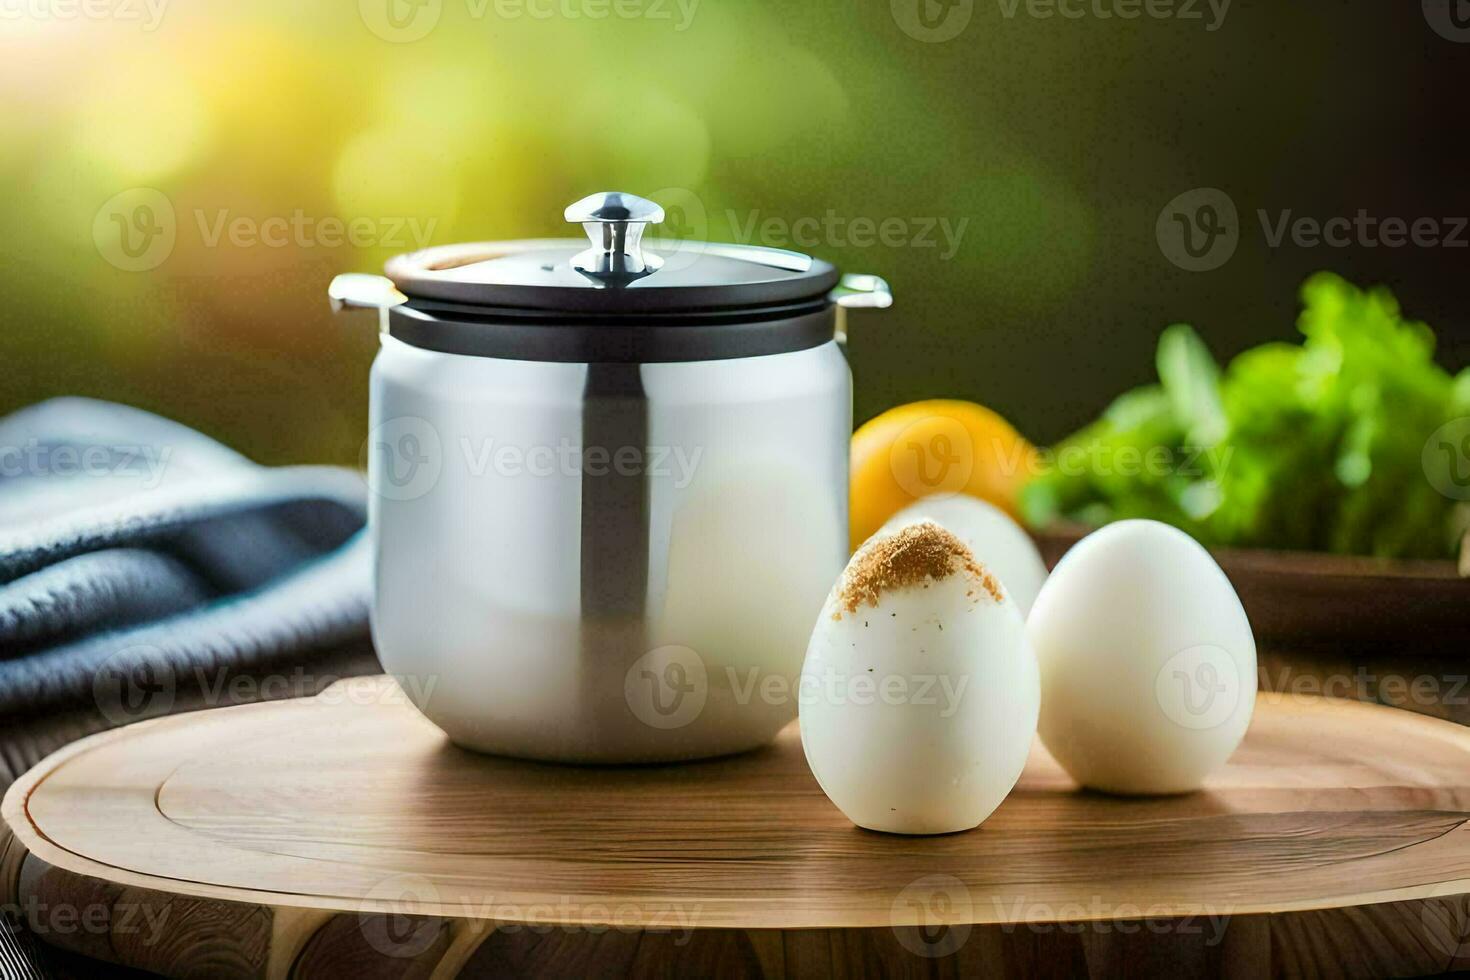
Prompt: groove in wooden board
<box><xmin>6</xmin><ymin>676</ymin><xmax>1470</xmax><ymax>938</ymax></box>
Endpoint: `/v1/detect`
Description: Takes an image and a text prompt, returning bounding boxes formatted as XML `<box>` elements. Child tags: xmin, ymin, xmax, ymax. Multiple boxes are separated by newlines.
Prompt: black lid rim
<box><xmin>385</xmin><ymin>302</ymin><xmax>838</xmax><ymax>364</ymax></box>
<box><xmin>384</xmin><ymin>239</ymin><xmax>842</xmax><ymax>314</ymax></box>
<box><xmin>400</xmin><ymin>294</ymin><xmax>831</xmax><ymax>325</ymax></box>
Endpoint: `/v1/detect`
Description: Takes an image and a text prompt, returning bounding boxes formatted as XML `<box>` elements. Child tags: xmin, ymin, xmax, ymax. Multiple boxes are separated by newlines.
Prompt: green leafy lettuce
<box><xmin>1020</xmin><ymin>273</ymin><xmax>1469</xmax><ymax>559</ymax></box>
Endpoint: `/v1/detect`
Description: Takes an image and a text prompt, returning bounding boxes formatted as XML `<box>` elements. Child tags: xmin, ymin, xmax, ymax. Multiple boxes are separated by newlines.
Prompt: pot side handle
<box><xmin>328</xmin><ymin>273</ymin><xmax>407</xmax><ymax>335</ymax></box>
<box><xmin>829</xmin><ymin>273</ymin><xmax>893</xmax><ymax>346</ymax></box>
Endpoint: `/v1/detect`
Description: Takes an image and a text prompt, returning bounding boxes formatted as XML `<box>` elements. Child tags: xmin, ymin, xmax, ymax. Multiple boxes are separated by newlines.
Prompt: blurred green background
<box><xmin>0</xmin><ymin>1</ymin><xmax>1465</xmax><ymax>464</ymax></box>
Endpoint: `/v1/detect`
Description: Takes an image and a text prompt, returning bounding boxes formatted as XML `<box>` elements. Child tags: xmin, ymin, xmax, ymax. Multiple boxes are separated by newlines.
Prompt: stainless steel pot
<box><xmin>330</xmin><ymin>191</ymin><xmax>891</xmax><ymax>762</ymax></box>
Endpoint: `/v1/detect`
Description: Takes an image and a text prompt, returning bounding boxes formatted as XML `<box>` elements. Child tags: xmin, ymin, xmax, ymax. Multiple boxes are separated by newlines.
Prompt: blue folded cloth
<box><xmin>0</xmin><ymin>398</ymin><xmax>378</xmax><ymax>782</ymax></box>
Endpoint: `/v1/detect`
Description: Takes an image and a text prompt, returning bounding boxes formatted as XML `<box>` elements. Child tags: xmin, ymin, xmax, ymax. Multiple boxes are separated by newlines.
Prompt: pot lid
<box><xmin>383</xmin><ymin>191</ymin><xmax>841</xmax><ymax>314</ymax></box>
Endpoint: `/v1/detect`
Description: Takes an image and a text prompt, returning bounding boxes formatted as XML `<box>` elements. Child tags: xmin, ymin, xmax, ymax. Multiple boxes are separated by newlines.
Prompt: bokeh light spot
<box><xmin>69</xmin><ymin>61</ymin><xmax>212</xmax><ymax>183</ymax></box>
<box><xmin>333</xmin><ymin>125</ymin><xmax>460</xmax><ymax>248</ymax></box>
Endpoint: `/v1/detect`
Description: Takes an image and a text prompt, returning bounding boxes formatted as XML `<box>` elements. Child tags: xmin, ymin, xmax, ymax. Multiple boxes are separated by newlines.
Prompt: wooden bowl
<box><xmin>1035</xmin><ymin>527</ymin><xmax>1469</xmax><ymax>659</ymax></box>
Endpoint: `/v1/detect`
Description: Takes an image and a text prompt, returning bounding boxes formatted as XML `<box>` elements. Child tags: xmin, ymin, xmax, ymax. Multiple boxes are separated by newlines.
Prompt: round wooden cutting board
<box><xmin>5</xmin><ymin>676</ymin><xmax>1470</xmax><ymax>978</ymax></box>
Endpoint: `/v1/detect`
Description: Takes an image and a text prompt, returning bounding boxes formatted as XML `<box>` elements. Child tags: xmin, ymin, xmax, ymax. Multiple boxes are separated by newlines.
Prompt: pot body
<box><xmin>368</xmin><ymin>334</ymin><xmax>850</xmax><ymax>762</ymax></box>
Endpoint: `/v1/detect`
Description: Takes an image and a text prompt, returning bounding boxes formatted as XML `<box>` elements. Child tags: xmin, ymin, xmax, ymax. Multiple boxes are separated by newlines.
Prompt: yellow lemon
<box><xmin>850</xmin><ymin>400</ymin><xmax>1038</xmax><ymax>552</ymax></box>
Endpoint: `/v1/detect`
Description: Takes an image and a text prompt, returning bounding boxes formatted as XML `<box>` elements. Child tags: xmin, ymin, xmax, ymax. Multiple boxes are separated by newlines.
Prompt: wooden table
<box><xmin>5</xmin><ymin>676</ymin><xmax>1470</xmax><ymax>978</ymax></box>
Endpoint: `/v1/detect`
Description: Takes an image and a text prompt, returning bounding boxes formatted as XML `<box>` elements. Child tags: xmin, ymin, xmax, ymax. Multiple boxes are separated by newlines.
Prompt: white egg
<box><xmin>882</xmin><ymin>495</ymin><xmax>1048</xmax><ymax>615</ymax></box>
<box><xmin>800</xmin><ymin>521</ymin><xmax>1040</xmax><ymax>835</ymax></box>
<box><xmin>1027</xmin><ymin>519</ymin><xmax>1256</xmax><ymax>795</ymax></box>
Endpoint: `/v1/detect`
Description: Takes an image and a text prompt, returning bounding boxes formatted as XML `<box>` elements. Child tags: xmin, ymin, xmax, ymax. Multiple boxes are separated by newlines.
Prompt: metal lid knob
<box><xmin>564</xmin><ymin>191</ymin><xmax>664</xmax><ymax>285</ymax></box>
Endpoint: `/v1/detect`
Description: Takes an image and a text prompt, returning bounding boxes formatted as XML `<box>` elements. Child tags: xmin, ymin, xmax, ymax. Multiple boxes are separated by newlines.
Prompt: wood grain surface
<box><xmin>5</xmin><ymin>676</ymin><xmax>1470</xmax><ymax>978</ymax></box>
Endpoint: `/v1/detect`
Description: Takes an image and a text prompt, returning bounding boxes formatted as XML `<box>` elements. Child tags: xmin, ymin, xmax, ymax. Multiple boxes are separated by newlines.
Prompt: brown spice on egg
<box><xmin>834</xmin><ymin>521</ymin><xmax>1003</xmax><ymax>618</ymax></box>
